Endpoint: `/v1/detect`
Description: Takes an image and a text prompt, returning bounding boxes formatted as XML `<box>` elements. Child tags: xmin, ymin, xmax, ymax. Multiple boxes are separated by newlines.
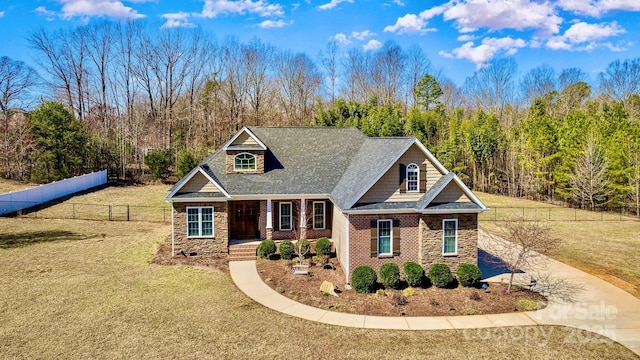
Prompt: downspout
<box><xmin>345</xmin><ymin>213</ymin><xmax>350</xmax><ymax>285</ymax></box>
<box><xmin>171</xmin><ymin>202</ymin><xmax>175</xmax><ymax>257</ymax></box>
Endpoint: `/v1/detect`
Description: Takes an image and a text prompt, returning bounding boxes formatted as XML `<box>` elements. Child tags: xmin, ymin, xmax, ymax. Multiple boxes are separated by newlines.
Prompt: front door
<box><xmin>231</xmin><ymin>201</ymin><xmax>259</xmax><ymax>240</ymax></box>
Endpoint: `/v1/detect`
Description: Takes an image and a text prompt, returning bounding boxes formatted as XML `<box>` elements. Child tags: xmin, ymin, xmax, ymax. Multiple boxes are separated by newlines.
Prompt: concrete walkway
<box><xmin>229</xmin><ymin>231</ymin><xmax>640</xmax><ymax>356</ymax></box>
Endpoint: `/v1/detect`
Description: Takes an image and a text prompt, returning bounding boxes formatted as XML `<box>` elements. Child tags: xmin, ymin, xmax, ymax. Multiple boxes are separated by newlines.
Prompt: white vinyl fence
<box><xmin>0</xmin><ymin>170</ymin><xmax>107</xmax><ymax>216</ymax></box>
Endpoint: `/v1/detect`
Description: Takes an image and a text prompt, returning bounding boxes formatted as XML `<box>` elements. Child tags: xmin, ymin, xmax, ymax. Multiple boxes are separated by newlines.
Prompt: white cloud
<box><xmin>441</xmin><ymin>36</ymin><xmax>527</xmax><ymax>65</ymax></box>
<box><xmin>161</xmin><ymin>12</ymin><xmax>195</xmax><ymax>28</ymax></box>
<box><xmin>330</xmin><ymin>33</ymin><xmax>352</xmax><ymax>45</ymax></box>
<box><xmin>317</xmin><ymin>0</ymin><xmax>353</xmax><ymax>11</ymax></box>
<box><xmin>34</xmin><ymin>6</ymin><xmax>57</xmax><ymax>19</ymax></box>
<box><xmin>558</xmin><ymin>0</ymin><xmax>640</xmax><ymax>16</ymax></box>
<box><xmin>457</xmin><ymin>34</ymin><xmax>476</xmax><ymax>41</ymax></box>
<box><xmin>0</xmin><ymin>11</ymin><xmax>4</xmax><ymax>18</ymax></box>
<box><xmin>351</xmin><ymin>30</ymin><xmax>376</xmax><ymax>40</ymax></box>
<box><xmin>384</xmin><ymin>4</ymin><xmax>448</xmax><ymax>34</ymax></box>
<box><xmin>258</xmin><ymin>19</ymin><xmax>290</xmax><ymax>28</ymax></box>
<box><xmin>201</xmin><ymin>0</ymin><xmax>284</xmax><ymax>18</ymax></box>
<box><xmin>545</xmin><ymin>21</ymin><xmax>625</xmax><ymax>50</ymax></box>
<box><xmin>442</xmin><ymin>0</ymin><xmax>562</xmax><ymax>37</ymax></box>
<box><xmin>392</xmin><ymin>0</ymin><xmax>405</xmax><ymax>6</ymax></box>
<box><xmin>58</xmin><ymin>0</ymin><xmax>145</xmax><ymax>20</ymax></box>
<box><xmin>362</xmin><ymin>39</ymin><xmax>382</xmax><ymax>51</ymax></box>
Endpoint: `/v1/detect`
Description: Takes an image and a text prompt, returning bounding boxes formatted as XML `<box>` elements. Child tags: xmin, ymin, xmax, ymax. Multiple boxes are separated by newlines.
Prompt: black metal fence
<box><xmin>479</xmin><ymin>206</ymin><xmax>639</xmax><ymax>222</ymax></box>
<box><xmin>1</xmin><ymin>201</ymin><xmax>170</xmax><ymax>223</ymax></box>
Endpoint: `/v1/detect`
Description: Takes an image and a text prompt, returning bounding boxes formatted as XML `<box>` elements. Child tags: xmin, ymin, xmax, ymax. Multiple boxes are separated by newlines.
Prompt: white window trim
<box><xmin>442</xmin><ymin>218</ymin><xmax>458</xmax><ymax>256</ymax></box>
<box><xmin>313</xmin><ymin>201</ymin><xmax>325</xmax><ymax>230</ymax></box>
<box><xmin>279</xmin><ymin>202</ymin><xmax>292</xmax><ymax>231</ymax></box>
<box><xmin>186</xmin><ymin>206</ymin><xmax>215</xmax><ymax>238</ymax></box>
<box><xmin>377</xmin><ymin>219</ymin><xmax>393</xmax><ymax>256</ymax></box>
<box><xmin>406</xmin><ymin>163</ymin><xmax>419</xmax><ymax>192</ymax></box>
<box><xmin>233</xmin><ymin>152</ymin><xmax>256</xmax><ymax>171</ymax></box>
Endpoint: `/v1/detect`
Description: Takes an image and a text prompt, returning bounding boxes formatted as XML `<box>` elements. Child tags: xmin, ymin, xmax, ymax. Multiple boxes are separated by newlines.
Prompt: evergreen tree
<box><xmin>30</xmin><ymin>102</ymin><xmax>90</xmax><ymax>183</ymax></box>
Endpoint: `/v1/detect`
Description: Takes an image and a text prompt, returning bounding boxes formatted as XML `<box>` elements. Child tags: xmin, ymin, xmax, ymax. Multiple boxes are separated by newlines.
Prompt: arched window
<box><xmin>234</xmin><ymin>153</ymin><xmax>256</xmax><ymax>170</ymax></box>
<box><xmin>406</xmin><ymin>163</ymin><xmax>419</xmax><ymax>192</ymax></box>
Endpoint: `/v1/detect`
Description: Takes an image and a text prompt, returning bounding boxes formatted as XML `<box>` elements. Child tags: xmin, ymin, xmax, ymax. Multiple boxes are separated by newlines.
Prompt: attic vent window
<box><xmin>406</xmin><ymin>163</ymin><xmax>419</xmax><ymax>192</ymax></box>
<box><xmin>234</xmin><ymin>153</ymin><xmax>256</xmax><ymax>171</ymax></box>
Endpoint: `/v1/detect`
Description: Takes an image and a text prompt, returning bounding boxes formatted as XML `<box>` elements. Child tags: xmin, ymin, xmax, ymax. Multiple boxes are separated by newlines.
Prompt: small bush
<box><xmin>176</xmin><ymin>150</ymin><xmax>198</xmax><ymax>178</ymax></box>
<box><xmin>296</xmin><ymin>239</ymin><xmax>310</xmax><ymax>257</ymax></box>
<box><xmin>278</xmin><ymin>240</ymin><xmax>294</xmax><ymax>260</ymax></box>
<box><xmin>374</xmin><ymin>289</ymin><xmax>386</xmax><ymax>297</ymax></box>
<box><xmin>402</xmin><ymin>287</ymin><xmax>416</xmax><ymax>297</ymax></box>
<box><xmin>457</xmin><ymin>263</ymin><xmax>482</xmax><ymax>287</ymax></box>
<box><xmin>351</xmin><ymin>265</ymin><xmax>377</xmax><ymax>294</ymax></box>
<box><xmin>517</xmin><ymin>298</ymin><xmax>539</xmax><ymax>311</ymax></box>
<box><xmin>403</xmin><ymin>262</ymin><xmax>425</xmax><ymax>287</ymax></box>
<box><xmin>314</xmin><ymin>237</ymin><xmax>331</xmax><ymax>256</ymax></box>
<box><xmin>257</xmin><ymin>239</ymin><xmax>276</xmax><ymax>259</ymax></box>
<box><xmin>469</xmin><ymin>291</ymin><xmax>481</xmax><ymax>301</ymax></box>
<box><xmin>463</xmin><ymin>306</ymin><xmax>480</xmax><ymax>315</ymax></box>
<box><xmin>427</xmin><ymin>263</ymin><xmax>453</xmax><ymax>288</ymax></box>
<box><xmin>291</xmin><ymin>257</ymin><xmax>300</xmax><ymax>264</ymax></box>
<box><xmin>144</xmin><ymin>149</ymin><xmax>171</xmax><ymax>180</ymax></box>
<box><xmin>379</xmin><ymin>263</ymin><xmax>401</xmax><ymax>289</ymax></box>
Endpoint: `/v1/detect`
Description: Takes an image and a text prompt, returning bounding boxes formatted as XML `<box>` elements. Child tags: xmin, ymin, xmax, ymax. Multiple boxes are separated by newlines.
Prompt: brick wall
<box><xmin>172</xmin><ymin>202</ymin><xmax>229</xmax><ymax>256</ymax></box>
<box><xmin>347</xmin><ymin>213</ymin><xmax>421</xmax><ymax>277</ymax></box>
<box><xmin>419</xmin><ymin>213</ymin><xmax>477</xmax><ymax>273</ymax></box>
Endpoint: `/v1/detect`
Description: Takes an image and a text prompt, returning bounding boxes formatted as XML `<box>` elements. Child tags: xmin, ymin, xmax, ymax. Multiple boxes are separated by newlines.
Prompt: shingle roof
<box><xmin>330</xmin><ymin>137</ymin><xmax>413</xmax><ymax>210</ymax></box>
<box><xmin>168</xmin><ymin>126</ymin><xmax>487</xmax><ymax>213</ymax></box>
<box><xmin>202</xmin><ymin>127</ymin><xmax>366</xmax><ymax>196</ymax></box>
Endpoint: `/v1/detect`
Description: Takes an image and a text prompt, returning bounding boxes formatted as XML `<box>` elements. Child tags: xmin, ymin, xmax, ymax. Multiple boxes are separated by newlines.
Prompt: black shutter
<box><xmin>325</xmin><ymin>201</ymin><xmax>333</xmax><ymax>229</ymax></box>
<box><xmin>420</xmin><ymin>165</ymin><xmax>427</xmax><ymax>192</ymax></box>
<box><xmin>370</xmin><ymin>219</ymin><xmax>378</xmax><ymax>257</ymax></box>
<box><xmin>273</xmin><ymin>202</ymin><xmax>279</xmax><ymax>231</ymax></box>
<box><xmin>392</xmin><ymin>219</ymin><xmax>400</xmax><ymax>256</ymax></box>
<box><xmin>399</xmin><ymin>164</ymin><xmax>407</xmax><ymax>193</ymax></box>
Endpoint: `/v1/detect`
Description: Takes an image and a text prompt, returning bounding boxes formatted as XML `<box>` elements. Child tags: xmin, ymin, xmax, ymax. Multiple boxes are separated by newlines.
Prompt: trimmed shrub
<box><xmin>314</xmin><ymin>237</ymin><xmax>331</xmax><ymax>256</ymax></box>
<box><xmin>403</xmin><ymin>261</ymin><xmax>425</xmax><ymax>287</ymax></box>
<box><xmin>379</xmin><ymin>263</ymin><xmax>401</xmax><ymax>289</ymax></box>
<box><xmin>257</xmin><ymin>239</ymin><xmax>276</xmax><ymax>259</ymax></box>
<box><xmin>427</xmin><ymin>263</ymin><xmax>453</xmax><ymax>288</ymax></box>
<box><xmin>278</xmin><ymin>240</ymin><xmax>294</xmax><ymax>260</ymax></box>
<box><xmin>456</xmin><ymin>263</ymin><xmax>482</xmax><ymax>287</ymax></box>
<box><xmin>296</xmin><ymin>239</ymin><xmax>310</xmax><ymax>257</ymax></box>
<box><xmin>351</xmin><ymin>265</ymin><xmax>377</xmax><ymax>294</ymax></box>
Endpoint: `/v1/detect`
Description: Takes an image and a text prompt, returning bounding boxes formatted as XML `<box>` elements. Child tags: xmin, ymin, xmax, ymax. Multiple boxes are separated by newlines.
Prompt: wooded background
<box><xmin>1</xmin><ymin>21</ymin><xmax>638</xmax><ymax>215</ymax></box>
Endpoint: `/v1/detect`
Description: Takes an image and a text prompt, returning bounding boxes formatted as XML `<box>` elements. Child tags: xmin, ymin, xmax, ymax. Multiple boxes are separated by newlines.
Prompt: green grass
<box><xmin>477</xmin><ymin>192</ymin><xmax>640</xmax><ymax>298</ymax></box>
<box><xmin>0</xmin><ymin>178</ymin><xmax>37</xmax><ymax>193</ymax></box>
<box><xmin>0</xmin><ymin>217</ymin><xmax>636</xmax><ymax>359</ymax></box>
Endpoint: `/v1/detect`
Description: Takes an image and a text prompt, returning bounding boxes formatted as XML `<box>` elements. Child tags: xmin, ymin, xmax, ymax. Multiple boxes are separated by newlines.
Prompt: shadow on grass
<box><xmin>0</xmin><ymin>230</ymin><xmax>94</xmax><ymax>249</ymax></box>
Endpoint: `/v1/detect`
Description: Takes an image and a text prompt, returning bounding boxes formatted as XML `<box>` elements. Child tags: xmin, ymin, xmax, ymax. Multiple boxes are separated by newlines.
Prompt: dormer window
<box><xmin>406</xmin><ymin>163</ymin><xmax>419</xmax><ymax>192</ymax></box>
<box><xmin>234</xmin><ymin>153</ymin><xmax>256</xmax><ymax>171</ymax></box>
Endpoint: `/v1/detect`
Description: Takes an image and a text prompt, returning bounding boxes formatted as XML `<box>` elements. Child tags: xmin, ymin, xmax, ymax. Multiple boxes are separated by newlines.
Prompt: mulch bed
<box><xmin>151</xmin><ymin>242</ymin><xmax>228</xmax><ymax>273</ymax></box>
<box><xmin>256</xmin><ymin>257</ymin><xmax>548</xmax><ymax>317</ymax></box>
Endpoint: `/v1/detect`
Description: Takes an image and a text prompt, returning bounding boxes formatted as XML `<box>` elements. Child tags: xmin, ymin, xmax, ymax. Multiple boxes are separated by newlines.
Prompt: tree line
<box><xmin>0</xmin><ymin>20</ymin><xmax>639</xmax><ymax>215</ymax></box>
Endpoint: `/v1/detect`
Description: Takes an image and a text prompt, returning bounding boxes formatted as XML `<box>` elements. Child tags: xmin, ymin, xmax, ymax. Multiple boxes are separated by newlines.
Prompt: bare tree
<box><xmin>370</xmin><ymin>41</ymin><xmax>405</xmax><ymax>106</ymax></box>
<box><xmin>463</xmin><ymin>58</ymin><xmax>517</xmax><ymax>118</ymax></box>
<box><xmin>484</xmin><ymin>217</ymin><xmax>558</xmax><ymax>293</ymax></box>
<box><xmin>558</xmin><ymin>67</ymin><xmax>589</xmax><ymax>92</ymax></box>
<box><xmin>571</xmin><ymin>133</ymin><xmax>612</xmax><ymax>210</ymax></box>
<box><xmin>318</xmin><ymin>40</ymin><xmax>339</xmax><ymax>105</ymax></box>
<box><xmin>405</xmin><ymin>45</ymin><xmax>431</xmax><ymax>108</ymax></box>
<box><xmin>276</xmin><ymin>51</ymin><xmax>322</xmax><ymax>125</ymax></box>
<box><xmin>520</xmin><ymin>64</ymin><xmax>556</xmax><ymax>105</ymax></box>
<box><xmin>598</xmin><ymin>58</ymin><xmax>640</xmax><ymax>102</ymax></box>
<box><xmin>244</xmin><ymin>38</ymin><xmax>275</xmax><ymax>126</ymax></box>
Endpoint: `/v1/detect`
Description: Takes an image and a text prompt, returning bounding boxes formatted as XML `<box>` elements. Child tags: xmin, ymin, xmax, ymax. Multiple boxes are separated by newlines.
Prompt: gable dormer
<box><xmin>223</xmin><ymin>127</ymin><xmax>267</xmax><ymax>174</ymax></box>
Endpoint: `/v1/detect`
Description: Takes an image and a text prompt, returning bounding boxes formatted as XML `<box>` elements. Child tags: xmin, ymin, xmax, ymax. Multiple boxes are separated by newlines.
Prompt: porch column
<box><xmin>299</xmin><ymin>198</ymin><xmax>306</xmax><ymax>240</ymax></box>
<box><xmin>266</xmin><ymin>199</ymin><xmax>273</xmax><ymax>239</ymax></box>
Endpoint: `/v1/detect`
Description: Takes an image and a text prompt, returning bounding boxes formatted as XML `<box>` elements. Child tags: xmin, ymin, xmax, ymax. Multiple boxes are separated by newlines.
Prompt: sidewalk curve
<box><xmin>229</xmin><ymin>231</ymin><xmax>640</xmax><ymax>356</ymax></box>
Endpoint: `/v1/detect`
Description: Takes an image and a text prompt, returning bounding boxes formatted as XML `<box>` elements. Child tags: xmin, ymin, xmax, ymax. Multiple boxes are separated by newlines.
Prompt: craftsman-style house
<box><xmin>166</xmin><ymin>127</ymin><xmax>488</xmax><ymax>282</ymax></box>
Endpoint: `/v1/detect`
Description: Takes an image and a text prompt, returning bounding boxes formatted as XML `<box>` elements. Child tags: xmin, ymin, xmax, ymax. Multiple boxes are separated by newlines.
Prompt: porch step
<box><xmin>228</xmin><ymin>244</ymin><xmax>258</xmax><ymax>261</ymax></box>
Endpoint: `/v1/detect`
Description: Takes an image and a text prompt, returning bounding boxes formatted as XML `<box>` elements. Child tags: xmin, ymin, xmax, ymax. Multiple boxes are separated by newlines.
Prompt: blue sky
<box><xmin>1</xmin><ymin>0</ymin><xmax>640</xmax><ymax>85</ymax></box>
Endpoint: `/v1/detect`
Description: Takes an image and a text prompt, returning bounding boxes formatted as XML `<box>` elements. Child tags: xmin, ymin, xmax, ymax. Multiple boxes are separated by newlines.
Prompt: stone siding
<box><xmin>419</xmin><ymin>213</ymin><xmax>477</xmax><ymax>273</ymax></box>
<box><xmin>225</xmin><ymin>150</ymin><xmax>265</xmax><ymax>174</ymax></box>
<box><xmin>347</xmin><ymin>214</ymin><xmax>421</xmax><ymax>277</ymax></box>
<box><xmin>172</xmin><ymin>202</ymin><xmax>229</xmax><ymax>256</ymax></box>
